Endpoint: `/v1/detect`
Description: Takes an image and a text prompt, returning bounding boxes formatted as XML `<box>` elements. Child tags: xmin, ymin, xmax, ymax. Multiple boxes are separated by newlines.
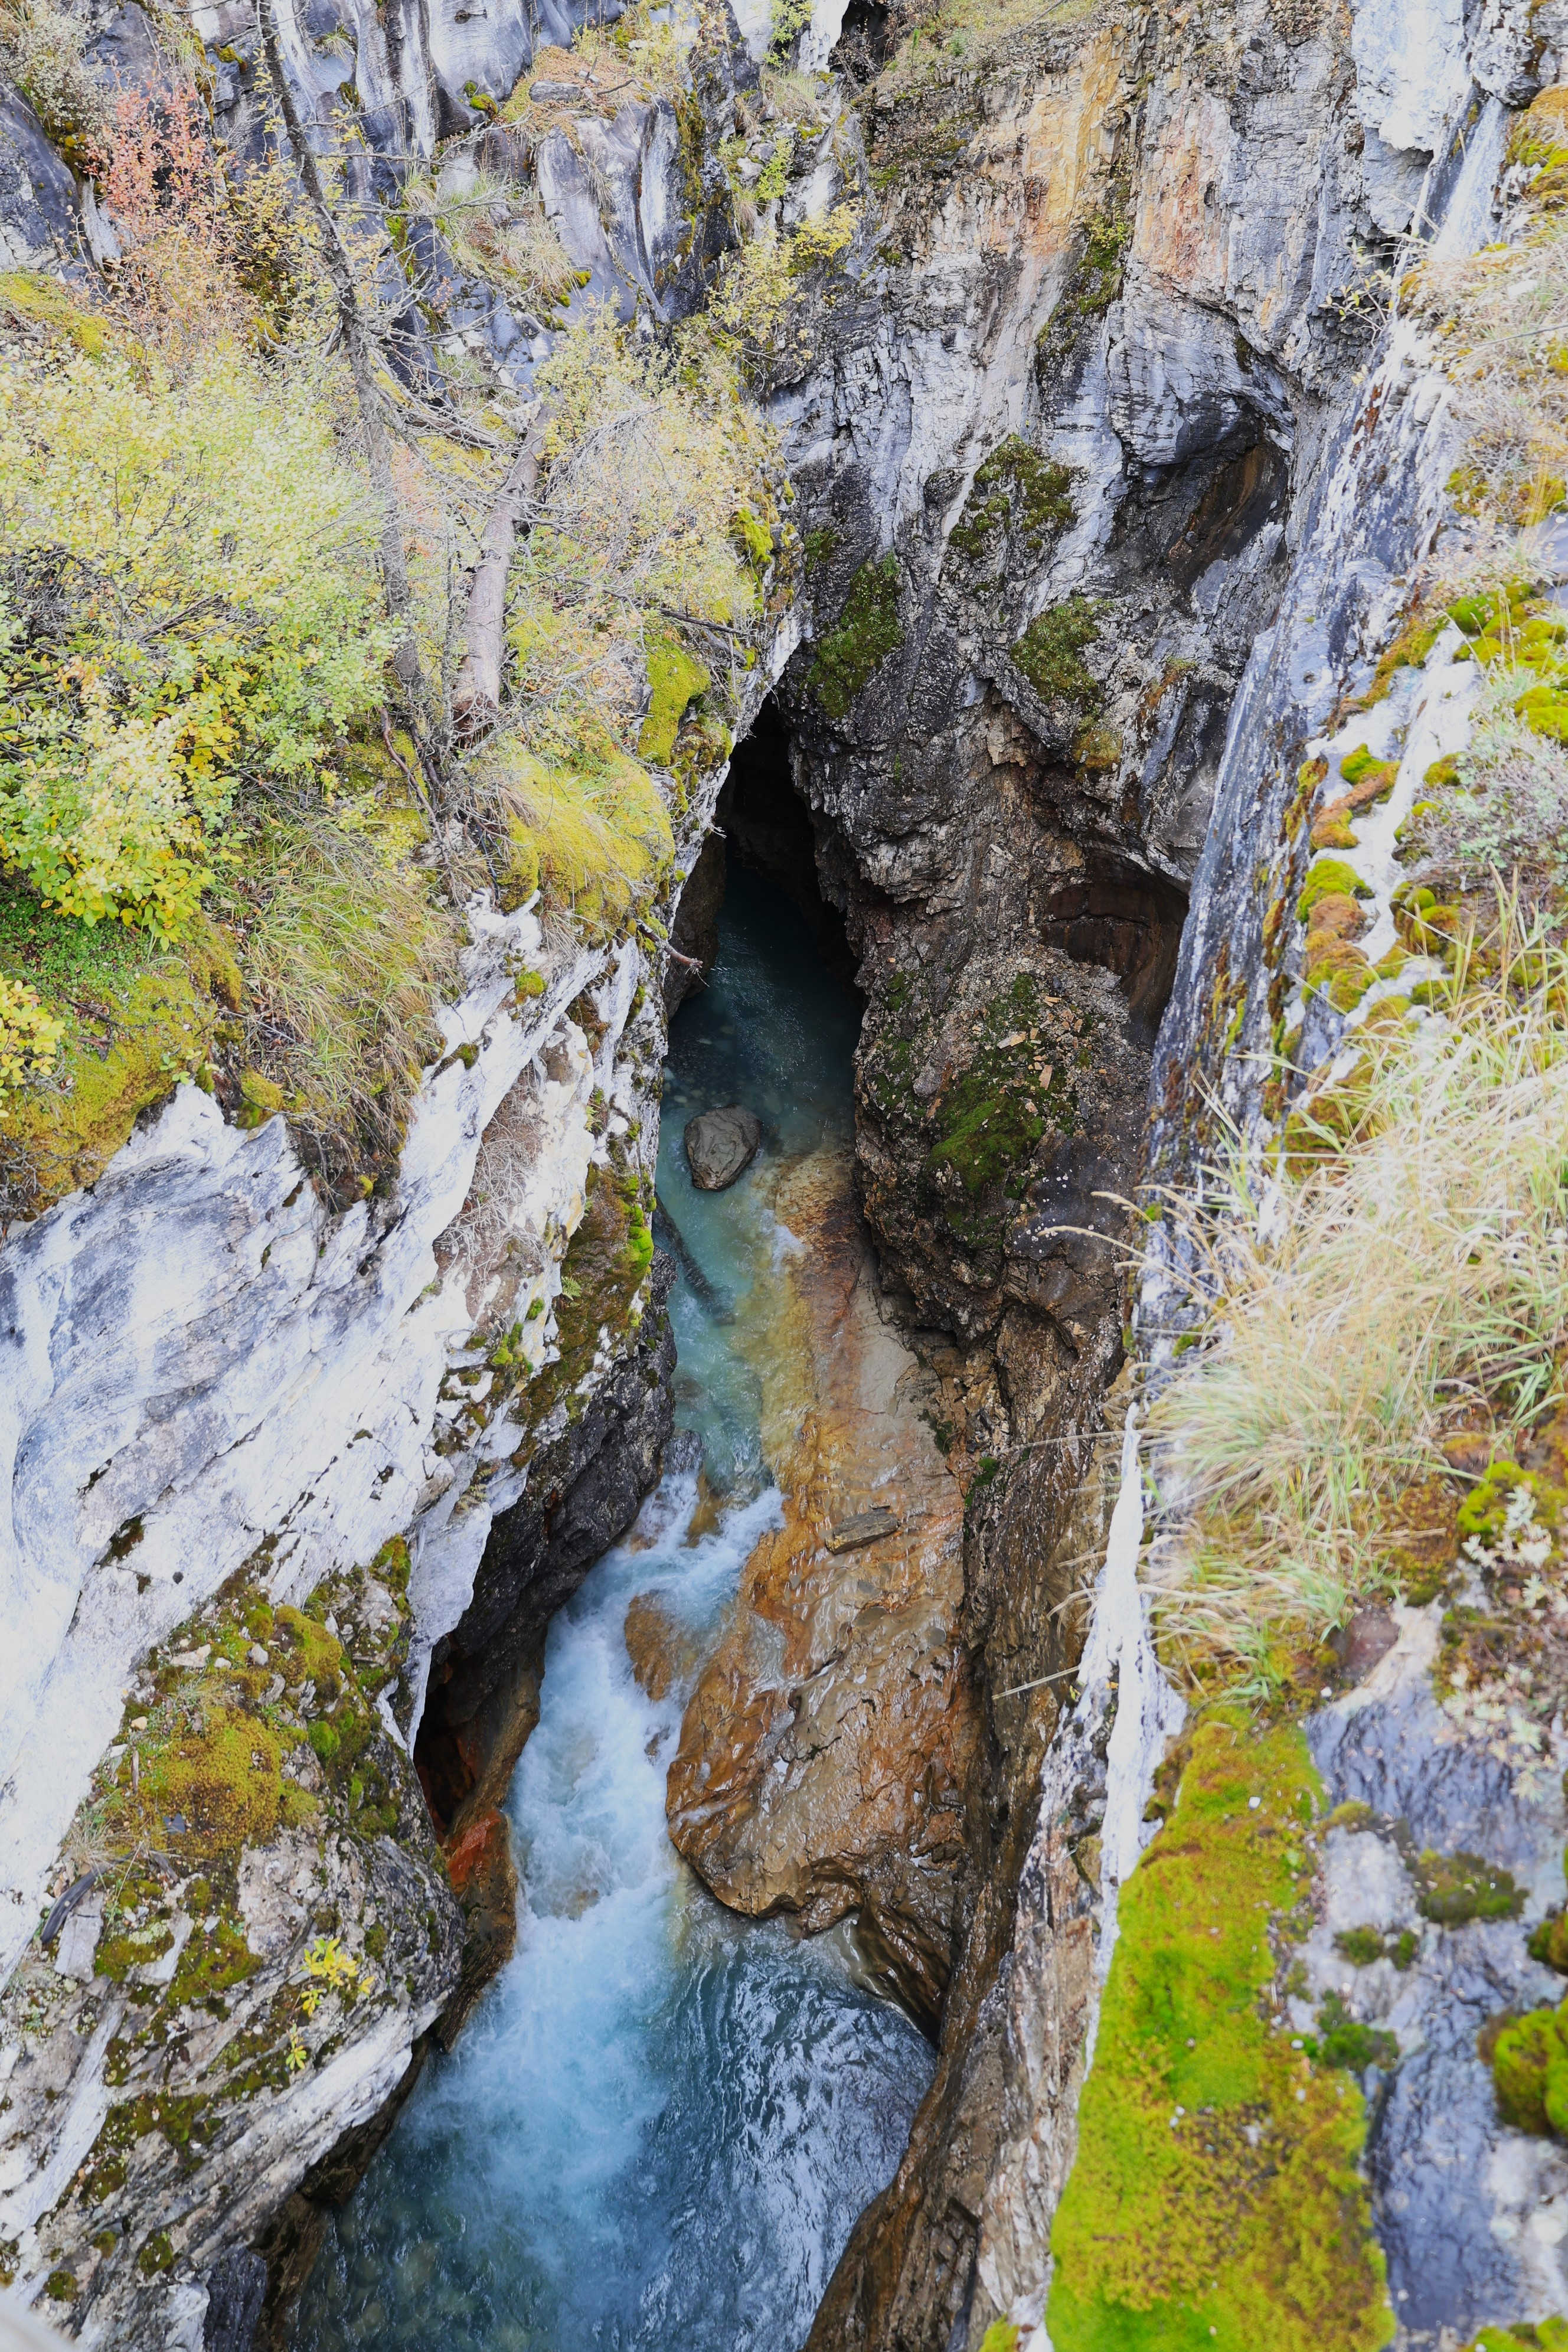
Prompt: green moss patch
<box><xmin>1048</xmin><ymin>1716</ymin><xmax>1393</xmax><ymax>2352</ymax></box>
<box><xmin>809</xmin><ymin>554</ymin><xmax>904</xmax><ymax>718</ymax></box>
<box><xmin>1469</xmin><ymin>2321</ymin><xmax>1568</xmax><ymax>2351</ymax></box>
<box><xmin>925</xmin><ymin>972</ymin><xmax>1076</xmax><ymax>1204</ymax></box>
<box><xmin>1489</xmin><ymin>2001</ymin><xmax>1568</xmax><ymax>2135</ymax></box>
<box><xmin>949</xmin><ymin>436</ymin><xmax>1075</xmax><ymax>563</ymax></box>
<box><xmin>1011</xmin><ymin>594</ymin><xmax>1100</xmax><ymax>714</ymax></box>
<box><xmin>510</xmin><ymin>1154</ymin><xmax>656</xmax><ymax>1453</ymax></box>
<box><xmin>638</xmin><ymin>631</ymin><xmax>710</xmax><ymax>767</ymax></box>
<box><xmin>0</xmin><ymin>894</ymin><xmax>241</xmax><ymax>1214</ymax></box>
<box><xmin>1299</xmin><ymin>858</ymin><xmax>1373</xmax><ymax>919</ymax></box>
<box><xmin>0</xmin><ymin>272</ymin><xmax>107</xmax><ymax>356</ymax></box>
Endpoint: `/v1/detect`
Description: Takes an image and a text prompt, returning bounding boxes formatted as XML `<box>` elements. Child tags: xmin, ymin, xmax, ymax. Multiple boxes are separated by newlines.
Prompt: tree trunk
<box><xmin>452</xmin><ymin>418</ymin><xmax>548</xmax><ymax>738</ymax></box>
<box><xmin>253</xmin><ymin>0</ymin><xmax>418</xmax><ymax>673</ymax></box>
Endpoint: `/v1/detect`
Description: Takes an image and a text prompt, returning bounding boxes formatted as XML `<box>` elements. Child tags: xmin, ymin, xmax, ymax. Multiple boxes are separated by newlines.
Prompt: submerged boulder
<box><xmin>685</xmin><ymin>1104</ymin><xmax>762</xmax><ymax>1190</ymax></box>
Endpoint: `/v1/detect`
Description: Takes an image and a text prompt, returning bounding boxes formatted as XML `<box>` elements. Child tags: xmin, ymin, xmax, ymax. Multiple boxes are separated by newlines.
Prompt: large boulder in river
<box><xmin>685</xmin><ymin>1105</ymin><xmax>761</xmax><ymax>1190</ymax></box>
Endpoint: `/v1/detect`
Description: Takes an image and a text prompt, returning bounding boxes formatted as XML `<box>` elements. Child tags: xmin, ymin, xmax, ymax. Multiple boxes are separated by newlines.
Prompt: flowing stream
<box><xmin>291</xmin><ymin>867</ymin><xmax>935</xmax><ymax>2351</ymax></box>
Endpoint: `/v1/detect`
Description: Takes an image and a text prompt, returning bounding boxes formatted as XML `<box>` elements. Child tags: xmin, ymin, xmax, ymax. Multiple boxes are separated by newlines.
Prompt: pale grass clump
<box><xmin>1406</xmin><ymin>93</ymin><xmax>1568</xmax><ymax>539</ymax></box>
<box><xmin>400</xmin><ymin>166</ymin><xmax>577</xmax><ymax>315</ymax></box>
<box><xmin>216</xmin><ymin>806</ymin><xmax>460</xmax><ymax>1188</ymax></box>
<box><xmin>0</xmin><ymin>0</ymin><xmax>106</xmax><ymax>149</ymax></box>
<box><xmin>1145</xmin><ymin>962</ymin><xmax>1568</xmax><ymax>1684</ymax></box>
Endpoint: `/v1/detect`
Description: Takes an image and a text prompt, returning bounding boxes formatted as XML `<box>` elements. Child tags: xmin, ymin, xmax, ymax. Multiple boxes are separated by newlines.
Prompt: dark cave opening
<box><xmin>669</xmin><ymin>692</ymin><xmax>860</xmax><ymax>1007</ymax></box>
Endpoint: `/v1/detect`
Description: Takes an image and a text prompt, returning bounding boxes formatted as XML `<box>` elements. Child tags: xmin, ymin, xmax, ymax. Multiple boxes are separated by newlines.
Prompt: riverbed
<box><xmin>289</xmin><ymin>868</ymin><xmax>934</xmax><ymax>2352</ymax></box>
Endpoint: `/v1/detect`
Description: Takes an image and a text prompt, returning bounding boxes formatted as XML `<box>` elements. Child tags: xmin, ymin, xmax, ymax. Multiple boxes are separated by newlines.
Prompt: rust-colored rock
<box><xmin>667</xmin><ymin>1148</ymin><xmax>980</xmax><ymax>2029</ymax></box>
<box><xmin>436</xmin><ymin>1804</ymin><xmax>519</xmax><ymax>2052</ymax></box>
<box><xmin>624</xmin><ymin>1590</ymin><xmax>703</xmax><ymax>1701</ymax></box>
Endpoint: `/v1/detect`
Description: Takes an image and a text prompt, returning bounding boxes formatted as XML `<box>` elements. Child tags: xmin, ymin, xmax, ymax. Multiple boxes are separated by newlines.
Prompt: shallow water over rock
<box><xmin>289</xmin><ymin>870</ymin><xmax>933</xmax><ymax>2352</ymax></box>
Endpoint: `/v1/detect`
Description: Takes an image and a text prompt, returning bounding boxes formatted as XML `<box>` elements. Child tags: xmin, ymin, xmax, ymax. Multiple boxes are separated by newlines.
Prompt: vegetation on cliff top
<box><xmin>479</xmin><ymin>319</ymin><xmax>780</xmax><ymax>934</ymax></box>
<box><xmin>1145</xmin><ymin>950</ymin><xmax>1568</xmax><ymax>1686</ymax></box>
<box><xmin>0</xmin><ymin>0</ymin><xmax>786</xmax><ymax>1210</ymax></box>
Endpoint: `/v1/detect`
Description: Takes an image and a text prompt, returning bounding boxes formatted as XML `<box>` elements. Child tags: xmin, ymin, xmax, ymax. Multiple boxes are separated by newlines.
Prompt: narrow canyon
<box><xmin>0</xmin><ymin>0</ymin><xmax>1565</xmax><ymax>2343</ymax></box>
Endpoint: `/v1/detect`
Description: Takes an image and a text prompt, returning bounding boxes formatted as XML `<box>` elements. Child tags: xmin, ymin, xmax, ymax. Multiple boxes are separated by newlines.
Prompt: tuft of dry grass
<box><xmin>401</xmin><ymin>165</ymin><xmax>578</xmax><ymax>316</ymax></box>
<box><xmin>1405</xmin><ymin>92</ymin><xmax>1568</xmax><ymax>549</ymax></box>
<box><xmin>213</xmin><ymin>804</ymin><xmax>461</xmax><ymax>1197</ymax></box>
<box><xmin>1144</xmin><ymin>942</ymin><xmax>1568</xmax><ymax>1685</ymax></box>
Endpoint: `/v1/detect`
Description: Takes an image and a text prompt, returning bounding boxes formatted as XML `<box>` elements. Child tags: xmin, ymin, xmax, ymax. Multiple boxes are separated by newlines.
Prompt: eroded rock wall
<box><xmin>701</xmin><ymin>0</ymin><xmax>1568</xmax><ymax>2342</ymax></box>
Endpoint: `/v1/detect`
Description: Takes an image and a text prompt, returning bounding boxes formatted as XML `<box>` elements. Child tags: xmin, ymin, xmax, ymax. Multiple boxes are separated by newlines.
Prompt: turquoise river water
<box><xmin>290</xmin><ymin>868</ymin><xmax>935</xmax><ymax>2351</ymax></box>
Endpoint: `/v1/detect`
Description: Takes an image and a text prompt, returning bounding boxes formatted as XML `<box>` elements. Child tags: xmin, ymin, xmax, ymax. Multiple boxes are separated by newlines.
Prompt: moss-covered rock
<box><xmin>1489</xmin><ymin>2001</ymin><xmax>1568</xmax><ymax>2135</ymax></box>
<box><xmin>809</xmin><ymin>554</ymin><xmax>904</xmax><ymax>718</ymax></box>
<box><xmin>948</xmin><ymin>436</ymin><xmax>1075</xmax><ymax>564</ymax></box>
<box><xmin>1010</xmin><ymin>594</ymin><xmax>1100</xmax><ymax>715</ymax></box>
<box><xmin>1048</xmin><ymin>1715</ymin><xmax>1393</xmax><ymax>2352</ymax></box>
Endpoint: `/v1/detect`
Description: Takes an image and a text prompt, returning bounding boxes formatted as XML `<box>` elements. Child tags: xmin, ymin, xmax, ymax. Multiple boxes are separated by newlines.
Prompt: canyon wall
<box><xmin>0</xmin><ymin>0</ymin><xmax>1564</xmax><ymax>2337</ymax></box>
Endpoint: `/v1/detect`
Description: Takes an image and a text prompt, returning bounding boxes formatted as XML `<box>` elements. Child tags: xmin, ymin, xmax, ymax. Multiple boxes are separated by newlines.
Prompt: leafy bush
<box><xmin>0</xmin><ymin>344</ymin><xmax>393</xmax><ymax>939</ymax></box>
<box><xmin>476</xmin><ymin>321</ymin><xmax>777</xmax><ymax>927</ymax></box>
<box><xmin>0</xmin><ymin>968</ymin><xmax>61</xmax><ymax>1100</ymax></box>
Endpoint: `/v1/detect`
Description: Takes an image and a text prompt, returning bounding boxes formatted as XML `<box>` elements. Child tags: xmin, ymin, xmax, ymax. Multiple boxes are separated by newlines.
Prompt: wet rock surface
<box><xmin>683</xmin><ymin>1105</ymin><xmax>763</xmax><ymax>1191</ymax></box>
<box><xmin>667</xmin><ymin>1146</ymin><xmax>979</xmax><ymax>2028</ymax></box>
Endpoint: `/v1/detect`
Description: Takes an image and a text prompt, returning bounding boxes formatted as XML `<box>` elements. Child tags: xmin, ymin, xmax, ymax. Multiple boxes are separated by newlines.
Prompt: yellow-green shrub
<box><xmin>0</xmin><ymin>967</ymin><xmax>61</xmax><ymax>1105</ymax></box>
<box><xmin>0</xmin><ymin>337</ymin><xmax>393</xmax><ymax>936</ymax></box>
<box><xmin>482</xmin><ymin>321</ymin><xmax>777</xmax><ymax>927</ymax></box>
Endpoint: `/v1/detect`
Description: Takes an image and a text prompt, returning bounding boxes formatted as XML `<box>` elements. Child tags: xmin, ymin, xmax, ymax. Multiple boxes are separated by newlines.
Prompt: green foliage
<box><xmin>1305</xmin><ymin>1993</ymin><xmax>1399</xmax><ymax>2073</ymax></box>
<box><xmin>1011</xmin><ymin>594</ymin><xmax>1100</xmax><ymax>713</ymax></box>
<box><xmin>1335</xmin><ymin>1924</ymin><xmax>1419</xmax><ymax>1970</ymax></box>
<box><xmin>767</xmin><ymin>0</ymin><xmax>811</xmax><ymax>62</ymax></box>
<box><xmin>1048</xmin><ymin>1717</ymin><xmax>1392</xmax><ymax>2352</ymax></box>
<box><xmin>705</xmin><ymin>209</ymin><xmax>858</xmax><ymax>377</ymax></box>
<box><xmin>0</xmin><ymin>342</ymin><xmax>391</xmax><ymax>937</ymax></box>
<box><xmin>1413</xmin><ymin>1850</ymin><xmax>1525</xmax><ymax>1925</ymax></box>
<box><xmin>0</xmin><ymin>905</ymin><xmax>238</xmax><ymax>1209</ymax></box>
<box><xmin>754</xmin><ymin>128</ymin><xmax>794</xmax><ymax>202</ymax></box>
<box><xmin>1491</xmin><ymin>2001</ymin><xmax>1568</xmax><ymax>2135</ymax></box>
<box><xmin>486</xmin><ymin>322</ymin><xmax>773</xmax><ymax>929</ymax></box>
<box><xmin>1469</xmin><ymin>2321</ymin><xmax>1568</xmax><ymax>2351</ymax></box>
<box><xmin>949</xmin><ymin>436</ymin><xmax>1075</xmax><ymax>561</ymax></box>
<box><xmin>809</xmin><ymin>553</ymin><xmax>903</xmax><ymax>717</ymax></box>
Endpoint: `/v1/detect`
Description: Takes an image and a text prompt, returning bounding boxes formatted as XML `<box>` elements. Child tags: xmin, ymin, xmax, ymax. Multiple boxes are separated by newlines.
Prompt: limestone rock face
<box><xmin>754</xmin><ymin>0</ymin><xmax>1568</xmax><ymax>2339</ymax></box>
<box><xmin>683</xmin><ymin>1104</ymin><xmax>763</xmax><ymax>1190</ymax></box>
<box><xmin>667</xmin><ymin>1150</ymin><xmax>980</xmax><ymax>2028</ymax></box>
